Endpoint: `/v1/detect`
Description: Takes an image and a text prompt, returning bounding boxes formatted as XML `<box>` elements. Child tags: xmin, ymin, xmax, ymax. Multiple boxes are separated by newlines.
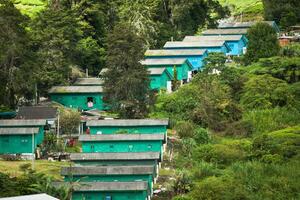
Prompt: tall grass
<box><xmin>243</xmin><ymin>107</ymin><xmax>300</xmax><ymax>135</ymax></box>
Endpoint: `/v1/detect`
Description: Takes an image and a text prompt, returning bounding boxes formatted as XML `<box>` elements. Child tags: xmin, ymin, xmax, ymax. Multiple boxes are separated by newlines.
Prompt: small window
<box><xmin>87</xmin><ymin>97</ymin><xmax>94</xmax><ymax>108</ymax></box>
<box><xmin>87</xmin><ymin>97</ymin><xmax>94</xmax><ymax>103</ymax></box>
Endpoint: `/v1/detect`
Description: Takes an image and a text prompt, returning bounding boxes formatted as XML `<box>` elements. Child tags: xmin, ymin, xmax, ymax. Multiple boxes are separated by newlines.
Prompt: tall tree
<box><xmin>118</xmin><ymin>0</ymin><xmax>159</xmax><ymax>48</ymax></box>
<box><xmin>103</xmin><ymin>23</ymin><xmax>150</xmax><ymax>119</ymax></box>
<box><xmin>244</xmin><ymin>22</ymin><xmax>280</xmax><ymax>64</ymax></box>
<box><xmin>0</xmin><ymin>0</ymin><xmax>35</xmax><ymax>108</ymax></box>
<box><xmin>30</xmin><ymin>8</ymin><xmax>82</xmax><ymax>96</ymax></box>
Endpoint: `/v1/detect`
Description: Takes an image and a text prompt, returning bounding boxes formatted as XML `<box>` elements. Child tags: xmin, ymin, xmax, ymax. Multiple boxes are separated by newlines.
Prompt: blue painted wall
<box><xmin>225</xmin><ymin>39</ymin><xmax>247</xmax><ymax>56</ymax></box>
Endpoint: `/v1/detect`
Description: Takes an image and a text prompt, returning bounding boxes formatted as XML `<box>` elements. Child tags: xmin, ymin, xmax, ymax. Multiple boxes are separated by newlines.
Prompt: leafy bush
<box><xmin>280</xmin><ymin>43</ymin><xmax>300</xmax><ymax>57</ymax></box>
<box><xmin>252</xmin><ymin>125</ymin><xmax>300</xmax><ymax>162</ymax></box>
<box><xmin>174</xmin><ymin>121</ymin><xmax>196</xmax><ymax>139</ymax></box>
<box><xmin>240</xmin><ymin>75</ymin><xmax>292</xmax><ymax>110</ymax></box>
<box><xmin>152</xmin><ymin>74</ymin><xmax>242</xmax><ymax>131</ymax></box>
<box><xmin>246</xmin><ymin>56</ymin><xmax>300</xmax><ymax>83</ymax></box>
<box><xmin>193</xmin><ymin>144</ymin><xmax>246</xmax><ymax>166</ymax></box>
<box><xmin>244</xmin><ymin>22</ymin><xmax>280</xmax><ymax>64</ymax></box>
<box><xmin>224</xmin><ymin>120</ymin><xmax>253</xmax><ymax>136</ymax></box>
<box><xmin>187</xmin><ymin>161</ymin><xmax>300</xmax><ymax>200</ymax></box>
<box><xmin>193</xmin><ymin>128</ymin><xmax>210</xmax><ymax>144</ymax></box>
<box><xmin>190</xmin><ymin>161</ymin><xmax>222</xmax><ymax>180</ymax></box>
<box><xmin>59</xmin><ymin>108</ymin><xmax>81</xmax><ymax>135</ymax></box>
<box><xmin>0</xmin><ymin>154</ymin><xmax>21</xmax><ymax>161</ymax></box>
<box><xmin>41</xmin><ymin>133</ymin><xmax>64</xmax><ymax>155</ymax></box>
<box><xmin>243</xmin><ymin>107</ymin><xmax>300</xmax><ymax>134</ymax></box>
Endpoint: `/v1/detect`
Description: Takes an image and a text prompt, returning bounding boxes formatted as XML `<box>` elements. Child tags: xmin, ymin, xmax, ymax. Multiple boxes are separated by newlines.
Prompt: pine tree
<box><xmin>103</xmin><ymin>23</ymin><xmax>151</xmax><ymax>119</ymax></box>
<box><xmin>244</xmin><ymin>22</ymin><xmax>280</xmax><ymax>64</ymax></box>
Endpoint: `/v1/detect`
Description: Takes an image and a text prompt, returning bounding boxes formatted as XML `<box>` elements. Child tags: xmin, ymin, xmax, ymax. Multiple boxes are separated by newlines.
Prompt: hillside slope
<box><xmin>13</xmin><ymin>0</ymin><xmax>45</xmax><ymax>17</ymax></box>
<box><xmin>219</xmin><ymin>0</ymin><xmax>264</xmax><ymax>21</ymax></box>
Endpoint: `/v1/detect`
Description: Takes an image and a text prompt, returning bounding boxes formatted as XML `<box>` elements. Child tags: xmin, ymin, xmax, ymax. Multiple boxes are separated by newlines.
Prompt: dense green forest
<box><xmin>0</xmin><ymin>0</ymin><xmax>300</xmax><ymax>199</ymax></box>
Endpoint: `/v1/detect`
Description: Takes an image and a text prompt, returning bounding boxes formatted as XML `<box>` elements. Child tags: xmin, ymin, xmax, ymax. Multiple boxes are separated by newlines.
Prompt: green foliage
<box><xmin>185</xmin><ymin>160</ymin><xmax>300</xmax><ymax>200</ymax></box>
<box><xmin>224</xmin><ymin>120</ymin><xmax>253</xmax><ymax>136</ymax></box>
<box><xmin>41</xmin><ymin>133</ymin><xmax>64</xmax><ymax>154</ymax></box>
<box><xmin>0</xmin><ymin>105</ymin><xmax>12</xmax><ymax>112</ymax></box>
<box><xmin>218</xmin><ymin>0</ymin><xmax>264</xmax><ymax>21</ymax></box>
<box><xmin>0</xmin><ymin>0</ymin><xmax>35</xmax><ymax>108</ymax></box>
<box><xmin>59</xmin><ymin>108</ymin><xmax>81</xmax><ymax>135</ymax></box>
<box><xmin>172</xmin><ymin>65</ymin><xmax>180</xmax><ymax>91</ymax></box>
<box><xmin>263</xmin><ymin>0</ymin><xmax>300</xmax><ymax>28</ymax></box>
<box><xmin>170</xmin><ymin>170</ymin><xmax>193</xmax><ymax>196</ymax></box>
<box><xmin>0</xmin><ymin>166</ymin><xmax>71</xmax><ymax>199</ymax></box>
<box><xmin>12</xmin><ymin>0</ymin><xmax>45</xmax><ymax>17</ymax></box>
<box><xmin>280</xmin><ymin>43</ymin><xmax>300</xmax><ymax>57</ymax></box>
<box><xmin>203</xmin><ymin>52</ymin><xmax>227</xmax><ymax>73</ymax></box>
<box><xmin>241</xmin><ymin>75</ymin><xmax>292</xmax><ymax>109</ymax></box>
<box><xmin>246</xmin><ymin>56</ymin><xmax>300</xmax><ymax>83</ymax></box>
<box><xmin>153</xmin><ymin>74</ymin><xmax>242</xmax><ymax>131</ymax></box>
<box><xmin>243</xmin><ymin>107</ymin><xmax>300</xmax><ymax>134</ymax></box>
<box><xmin>174</xmin><ymin>121</ymin><xmax>195</xmax><ymax>139</ymax></box>
<box><xmin>252</xmin><ymin>125</ymin><xmax>300</xmax><ymax>162</ymax></box>
<box><xmin>244</xmin><ymin>22</ymin><xmax>280</xmax><ymax>64</ymax></box>
<box><xmin>193</xmin><ymin>128</ymin><xmax>210</xmax><ymax>144</ymax></box>
<box><xmin>194</xmin><ymin>144</ymin><xmax>247</xmax><ymax>166</ymax></box>
<box><xmin>103</xmin><ymin>23</ymin><xmax>150</xmax><ymax>119</ymax></box>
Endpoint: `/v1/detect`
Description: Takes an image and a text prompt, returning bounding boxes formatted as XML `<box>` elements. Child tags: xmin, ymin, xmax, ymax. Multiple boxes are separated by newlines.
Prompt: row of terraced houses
<box><xmin>0</xmin><ymin>21</ymin><xmax>280</xmax><ymax>200</ymax></box>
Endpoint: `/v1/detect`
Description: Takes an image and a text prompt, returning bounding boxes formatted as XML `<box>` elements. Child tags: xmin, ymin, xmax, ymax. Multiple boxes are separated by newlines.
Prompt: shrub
<box><xmin>252</xmin><ymin>125</ymin><xmax>300</xmax><ymax>161</ymax></box>
<box><xmin>174</xmin><ymin>121</ymin><xmax>196</xmax><ymax>139</ymax></box>
<box><xmin>224</xmin><ymin>120</ymin><xmax>253</xmax><ymax>137</ymax></box>
<box><xmin>191</xmin><ymin>161</ymin><xmax>222</xmax><ymax>180</ymax></box>
<box><xmin>193</xmin><ymin>128</ymin><xmax>210</xmax><ymax>144</ymax></box>
<box><xmin>243</xmin><ymin>107</ymin><xmax>300</xmax><ymax>134</ymax></box>
<box><xmin>59</xmin><ymin>108</ymin><xmax>81</xmax><ymax>135</ymax></box>
<box><xmin>193</xmin><ymin>144</ymin><xmax>246</xmax><ymax>166</ymax></box>
<box><xmin>0</xmin><ymin>154</ymin><xmax>21</xmax><ymax>161</ymax></box>
<box><xmin>240</xmin><ymin>75</ymin><xmax>291</xmax><ymax>110</ymax></box>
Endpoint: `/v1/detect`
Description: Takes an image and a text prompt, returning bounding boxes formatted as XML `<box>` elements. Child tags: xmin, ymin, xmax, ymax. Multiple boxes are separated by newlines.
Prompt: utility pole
<box><xmin>86</xmin><ymin>68</ymin><xmax>89</xmax><ymax>78</ymax></box>
<box><xmin>57</xmin><ymin>110</ymin><xmax>60</xmax><ymax>144</ymax></box>
<box><xmin>35</xmin><ymin>83</ymin><xmax>38</xmax><ymax>105</ymax></box>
